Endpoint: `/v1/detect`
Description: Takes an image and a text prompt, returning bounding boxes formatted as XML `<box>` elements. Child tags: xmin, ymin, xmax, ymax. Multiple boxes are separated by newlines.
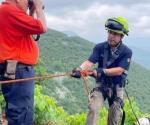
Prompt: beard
<box><xmin>108</xmin><ymin>40</ymin><xmax>120</xmax><ymax>47</ymax></box>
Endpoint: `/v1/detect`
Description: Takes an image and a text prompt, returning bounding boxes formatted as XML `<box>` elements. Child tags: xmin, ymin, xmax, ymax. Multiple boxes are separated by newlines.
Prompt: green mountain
<box><xmin>37</xmin><ymin>29</ymin><xmax>150</xmax><ymax>114</ymax></box>
<box><xmin>131</xmin><ymin>46</ymin><xmax>150</xmax><ymax>69</ymax></box>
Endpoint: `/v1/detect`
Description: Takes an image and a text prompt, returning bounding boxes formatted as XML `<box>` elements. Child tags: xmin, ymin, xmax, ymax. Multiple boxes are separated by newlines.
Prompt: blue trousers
<box><xmin>0</xmin><ymin>63</ymin><xmax>35</xmax><ymax>125</ymax></box>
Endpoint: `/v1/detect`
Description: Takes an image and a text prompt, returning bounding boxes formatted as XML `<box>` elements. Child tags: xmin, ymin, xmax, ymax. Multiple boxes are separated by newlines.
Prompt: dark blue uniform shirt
<box><xmin>88</xmin><ymin>41</ymin><xmax>132</xmax><ymax>85</ymax></box>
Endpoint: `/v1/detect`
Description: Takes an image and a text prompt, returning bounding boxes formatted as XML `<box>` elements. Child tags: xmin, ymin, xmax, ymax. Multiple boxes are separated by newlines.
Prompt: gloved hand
<box><xmin>95</xmin><ymin>68</ymin><xmax>105</xmax><ymax>77</ymax></box>
<box><xmin>71</xmin><ymin>68</ymin><xmax>81</xmax><ymax>78</ymax></box>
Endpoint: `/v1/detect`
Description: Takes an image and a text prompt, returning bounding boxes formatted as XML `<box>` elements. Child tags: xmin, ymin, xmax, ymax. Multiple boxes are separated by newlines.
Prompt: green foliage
<box><xmin>0</xmin><ymin>92</ymin><xmax>4</xmax><ymax>114</ymax></box>
<box><xmin>127</xmin><ymin>63</ymin><xmax>150</xmax><ymax>113</ymax></box>
<box><xmin>34</xmin><ymin>84</ymin><xmax>88</xmax><ymax>125</ymax></box>
<box><xmin>123</xmin><ymin>97</ymin><xmax>150</xmax><ymax>125</ymax></box>
<box><xmin>66</xmin><ymin>113</ymin><xmax>86</xmax><ymax>125</ymax></box>
<box><xmin>124</xmin><ymin>97</ymin><xmax>142</xmax><ymax>125</ymax></box>
<box><xmin>35</xmin><ymin>58</ymin><xmax>47</xmax><ymax>76</ymax></box>
<box><xmin>34</xmin><ymin>84</ymin><xmax>150</xmax><ymax>125</ymax></box>
<box><xmin>34</xmin><ymin>85</ymin><xmax>68</xmax><ymax>125</ymax></box>
<box><xmin>0</xmin><ymin>84</ymin><xmax>150</xmax><ymax>125</ymax></box>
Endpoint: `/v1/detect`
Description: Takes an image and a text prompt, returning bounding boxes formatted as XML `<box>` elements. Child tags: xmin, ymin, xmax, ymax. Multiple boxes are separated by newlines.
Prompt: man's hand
<box><xmin>96</xmin><ymin>68</ymin><xmax>106</xmax><ymax>77</ymax></box>
<box><xmin>89</xmin><ymin>70</ymin><xmax>97</xmax><ymax>78</ymax></box>
<box><xmin>32</xmin><ymin>0</ymin><xmax>44</xmax><ymax>10</ymax></box>
<box><xmin>32</xmin><ymin>0</ymin><xmax>47</xmax><ymax>32</ymax></box>
<box><xmin>71</xmin><ymin>67</ymin><xmax>105</xmax><ymax>79</ymax></box>
<box><xmin>71</xmin><ymin>68</ymin><xmax>81</xmax><ymax>78</ymax></box>
<box><xmin>29</xmin><ymin>3</ymin><xmax>36</xmax><ymax>16</ymax></box>
<box><xmin>89</xmin><ymin>68</ymin><xmax>106</xmax><ymax>78</ymax></box>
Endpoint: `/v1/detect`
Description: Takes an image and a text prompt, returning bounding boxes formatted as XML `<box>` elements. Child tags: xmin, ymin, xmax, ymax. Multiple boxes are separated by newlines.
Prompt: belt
<box><xmin>96</xmin><ymin>82</ymin><xmax>113</xmax><ymax>88</ymax></box>
<box><xmin>17</xmin><ymin>62</ymin><xmax>33</xmax><ymax>68</ymax></box>
<box><xmin>0</xmin><ymin>61</ymin><xmax>33</xmax><ymax>68</ymax></box>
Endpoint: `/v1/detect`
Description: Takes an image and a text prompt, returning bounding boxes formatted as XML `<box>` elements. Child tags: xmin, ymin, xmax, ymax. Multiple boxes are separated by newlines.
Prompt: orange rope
<box><xmin>80</xmin><ymin>70</ymin><xmax>92</xmax><ymax>101</ymax></box>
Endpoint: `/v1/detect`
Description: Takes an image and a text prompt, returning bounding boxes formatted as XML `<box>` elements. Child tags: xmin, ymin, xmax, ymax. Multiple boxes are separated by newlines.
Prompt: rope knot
<box><xmin>80</xmin><ymin>70</ymin><xmax>93</xmax><ymax>77</ymax></box>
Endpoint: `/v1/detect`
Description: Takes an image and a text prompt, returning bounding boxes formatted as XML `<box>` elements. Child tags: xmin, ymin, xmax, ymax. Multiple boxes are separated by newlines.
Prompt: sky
<box><xmin>42</xmin><ymin>0</ymin><xmax>150</xmax><ymax>42</ymax></box>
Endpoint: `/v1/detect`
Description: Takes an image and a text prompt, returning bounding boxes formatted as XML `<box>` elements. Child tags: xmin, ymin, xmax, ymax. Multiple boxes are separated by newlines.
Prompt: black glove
<box><xmin>71</xmin><ymin>68</ymin><xmax>81</xmax><ymax>78</ymax></box>
<box><xmin>96</xmin><ymin>68</ymin><xmax>105</xmax><ymax>77</ymax></box>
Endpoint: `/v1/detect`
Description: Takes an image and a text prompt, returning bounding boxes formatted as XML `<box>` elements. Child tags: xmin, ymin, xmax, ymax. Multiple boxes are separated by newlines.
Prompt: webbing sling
<box><xmin>103</xmin><ymin>43</ymin><xmax>109</xmax><ymax>68</ymax></box>
<box><xmin>121</xmin><ymin>111</ymin><xmax>126</xmax><ymax>125</ymax></box>
<box><xmin>102</xmin><ymin>42</ymin><xmax>126</xmax><ymax>125</ymax></box>
<box><xmin>103</xmin><ymin>42</ymin><xmax>126</xmax><ymax>67</ymax></box>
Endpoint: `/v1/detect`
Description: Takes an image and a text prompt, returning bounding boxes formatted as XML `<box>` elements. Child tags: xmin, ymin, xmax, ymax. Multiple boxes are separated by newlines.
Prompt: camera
<box><xmin>28</xmin><ymin>0</ymin><xmax>33</xmax><ymax>10</ymax></box>
<box><xmin>28</xmin><ymin>0</ymin><xmax>44</xmax><ymax>10</ymax></box>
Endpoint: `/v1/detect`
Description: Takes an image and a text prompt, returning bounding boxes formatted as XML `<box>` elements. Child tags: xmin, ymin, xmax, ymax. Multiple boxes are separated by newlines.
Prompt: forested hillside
<box><xmin>37</xmin><ymin>28</ymin><xmax>150</xmax><ymax>114</ymax></box>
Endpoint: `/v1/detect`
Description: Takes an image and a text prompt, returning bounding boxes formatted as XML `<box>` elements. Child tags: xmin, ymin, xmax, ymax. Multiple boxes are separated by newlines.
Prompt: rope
<box><xmin>124</xmin><ymin>88</ymin><xmax>141</xmax><ymax>125</ymax></box>
<box><xmin>0</xmin><ymin>73</ymin><xmax>71</xmax><ymax>84</ymax></box>
<box><xmin>0</xmin><ymin>70</ymin><xmax>91</xmax><ymax>97</ymax></box>
<box><xmin>80</xmin><ymin>70</ymin><xmax>92</xmax><ymax>101</ymax></box>
<box><xmin>81</xmin><ymin>76</ymin><xmax>90</xmax><ymax>96</ymax></box>
<box><xmin>0</xmin><ymin>70</ymin><xmax>92</xmax><ymax>102</ymax></box>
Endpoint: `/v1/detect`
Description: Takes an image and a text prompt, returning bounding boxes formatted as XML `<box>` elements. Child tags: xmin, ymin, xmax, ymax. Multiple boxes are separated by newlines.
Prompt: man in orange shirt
<box><xmin>0</xmin><ymin>0</ymin><xmax>47</xmax><ymax>124</ymax></box>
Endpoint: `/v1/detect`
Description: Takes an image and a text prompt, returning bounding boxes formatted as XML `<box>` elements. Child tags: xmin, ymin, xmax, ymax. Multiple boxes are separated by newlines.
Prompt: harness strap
<box><xmin>121</xmin><ymin>110</ymin><xmax>126</xmax><ymax>125</ymax></box>
<box><xmin>103</xmin><ymin>41</ymin><xmax>126</xmax><ymax>68</ymax></box>
<box><xmin>103</xmin><ymin>43</ymin><xmax>109</xmax><ymax>68</ymax></box>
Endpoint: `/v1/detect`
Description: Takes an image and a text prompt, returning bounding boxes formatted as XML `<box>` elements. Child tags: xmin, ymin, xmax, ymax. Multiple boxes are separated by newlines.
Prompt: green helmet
<box><xmin>105</xmin><ymin>16</ymin><xmax>129</xmax><ymax>36</ymax></box>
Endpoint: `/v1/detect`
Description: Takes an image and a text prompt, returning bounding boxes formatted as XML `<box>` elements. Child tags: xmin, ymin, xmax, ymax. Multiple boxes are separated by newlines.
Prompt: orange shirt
<box><xmin>0</xmin><ymin>2</ymin><xmax>44</xmax><ymax>64</ymax></box>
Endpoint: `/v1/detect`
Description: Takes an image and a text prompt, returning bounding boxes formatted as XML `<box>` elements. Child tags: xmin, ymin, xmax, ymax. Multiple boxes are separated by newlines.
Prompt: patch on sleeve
<box><xmin>127</xmin><ymin>58</ymin><xmax>131</xmax><ymax>63</ymax></box>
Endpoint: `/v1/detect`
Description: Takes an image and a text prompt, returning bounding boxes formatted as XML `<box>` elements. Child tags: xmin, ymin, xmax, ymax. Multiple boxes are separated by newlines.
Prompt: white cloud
<box><xmin>46</xmin><ymin>2</ymin><xmax>150</xmax><ymax>42</ymax></box>
<box><xmin>134</xmin><ymin>16</ymin><xmax>150</xmax><ymax>32</ymax></box>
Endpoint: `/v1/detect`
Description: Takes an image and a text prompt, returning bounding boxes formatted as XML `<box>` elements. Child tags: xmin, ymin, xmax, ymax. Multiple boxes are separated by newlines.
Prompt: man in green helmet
<box><xmin>71</xmin><ymin>16</ymin><xmax>132</xmax><ymax>125</ymax></box>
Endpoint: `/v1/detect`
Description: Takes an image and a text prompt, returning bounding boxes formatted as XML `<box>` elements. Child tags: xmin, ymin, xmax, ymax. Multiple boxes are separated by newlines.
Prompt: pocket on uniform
<box><xmin>1</xmin><ymin>84</ymin><xmax>15</xmax><ymax>98</ymax></box>
<box><xmin>16</xmin><ymin>66</ymin><xmax>34</xmax><ymax>79</ymax></box>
